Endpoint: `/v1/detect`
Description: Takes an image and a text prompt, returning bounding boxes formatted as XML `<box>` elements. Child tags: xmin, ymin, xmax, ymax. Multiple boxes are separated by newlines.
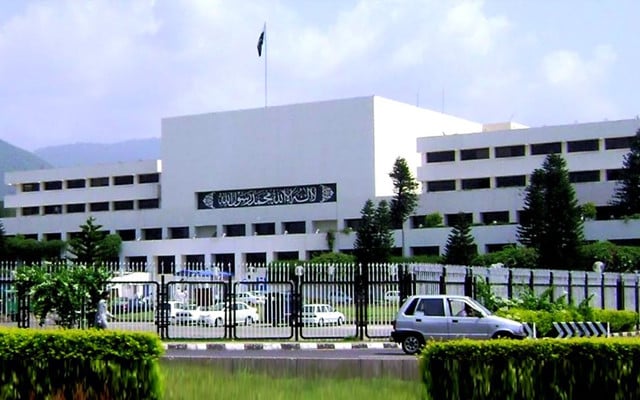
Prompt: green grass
<box><xmin>160</xmin><ymin>360</ymin><xmax>424</xmax><ymax>400</ymax></box>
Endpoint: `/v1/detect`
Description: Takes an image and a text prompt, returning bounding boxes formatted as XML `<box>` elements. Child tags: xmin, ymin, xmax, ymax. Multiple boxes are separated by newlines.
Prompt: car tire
<box><xmin>401</xmin><ymin>334</ymin><xmax>424</xmax><ymax>355</ymax></box>
<box><xmin>337</xmin><ymin>317</ymin><xmax>344</xmax><ymax>326</ymax></box>
<box><xmin>493</xmin><ymin>331</ymin><xmax>513</xmax><ymax>339</ymax></box>
<box><xmin>318</xmin><ymin>318</ymin><xmax>324</xmax><ymax>327</ymax></box>
<box><xmin>245</xmin><ymin>316</ymin><xmax>253</xmax><ymax>326</ymax></box>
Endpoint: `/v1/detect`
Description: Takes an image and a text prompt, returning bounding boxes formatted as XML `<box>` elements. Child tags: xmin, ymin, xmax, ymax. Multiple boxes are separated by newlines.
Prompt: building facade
<box><xmin>2</xmin><ymin>96</ymin><xmax>639</xmax><ymax>277</ymax></box>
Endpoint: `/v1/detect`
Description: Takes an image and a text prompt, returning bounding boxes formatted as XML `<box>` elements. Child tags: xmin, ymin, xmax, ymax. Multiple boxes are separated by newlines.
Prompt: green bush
<box><xmin>0</xmin><ymin>328</ymin><xmax>163</xmax><ymax>399</ymax></box>
<box><xmin>419</xmin><ymin>338</ymin><xmax>640</xmax><ymax>400</ymax></box>
<box><xmin>593</xmin><ymin>308</ymin><xmax>638</xmax><ymax>332</ymax></box>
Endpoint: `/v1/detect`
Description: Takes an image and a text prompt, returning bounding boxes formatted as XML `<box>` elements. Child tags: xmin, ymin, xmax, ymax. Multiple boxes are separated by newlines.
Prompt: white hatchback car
<box><xmin>302</xmin><ymin>304</ymin><xmax>345</xmax><ymax>326</ymax></box>
<box><xmin>199</xmin><ymin>301</ymin><xmax>260</xmax><ymax>326</ymax></box>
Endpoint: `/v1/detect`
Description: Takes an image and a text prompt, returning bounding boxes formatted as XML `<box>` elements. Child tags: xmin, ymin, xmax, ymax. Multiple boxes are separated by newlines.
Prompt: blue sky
<box><xmin>0</xmin><ymin>0</ymin><xmax>638</xmax><ymax>151</ymax></box>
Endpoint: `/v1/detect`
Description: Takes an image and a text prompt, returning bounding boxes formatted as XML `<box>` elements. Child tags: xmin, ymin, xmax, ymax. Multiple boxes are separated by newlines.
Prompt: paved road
<box><xmin>164</xmin><ymin>347</ymin><xmax>408</xmax><ymax>359</ymax></box>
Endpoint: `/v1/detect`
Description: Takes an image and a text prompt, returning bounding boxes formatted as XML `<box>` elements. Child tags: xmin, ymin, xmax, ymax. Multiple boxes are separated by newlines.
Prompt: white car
<box><xmin>302</xmin><ymin>304</ymin><xmax>345</xmax><ymax>326</ymax></box>
<box><xmin>173</xmin><ymin>303</ymin><xmax>203</xmax><ymax>325</ymax></box>
<box><xmin>236</xmin><ymin>291</ymin><xmax>266</xmax><ymax>306</ymax></box>
<box><xmin>384</xmin><ymin>290</ymin><xmax>400</xmax><ymax>303</ymax></box>
<box><xmin>199</xmin><ymin>301</ymin><xmax>260</xmax><ymax>327</ymax></box>
<box><xmin>155</xmin><ymin>301</ymin><xmax>193</xmax><ymax>325</ymax></box>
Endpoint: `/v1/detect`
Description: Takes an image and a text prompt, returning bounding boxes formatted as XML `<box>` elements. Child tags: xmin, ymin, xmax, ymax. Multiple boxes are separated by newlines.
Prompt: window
<box><xmin>481</xmin><ymin>211</ymin><xmax>509</xmax><ymax>225</ymax></box>
<box><xmin>138</xmin><ymin>173</ymin><xmax>160</xmax><ymax>183</ymax></box>
<box><xmin>411</xmin><ymin>246</ymin><xmax>440</xmax><ymax>256</ymax></box>
<box><xmin>66</xmin><ymin>179</ymin><xmax>85</xmax><ymax>189</ymax></box>
<box><xmin>530</xmin><ymin>142</ymin><xmax>561</xmax><ymax>155</ymax></box>
<box><xmin>90</xmin><ymin>177</ymin><xmax>109</xmax><ymax>187</ymax></box>
<box><xmin>44</xmin><ymin>233</ymin><xmax>62</xmax><ymax>241</ymax></box>
<box><xmin>22</xmin><ymin>206</ymin><xmax>39</xmax><ymax>216</ymax></box>
<box><xmin>427</xmin><ymin>180</ymin><xmax>456</xmax><ymax>192</ymax></box>
<box><xmin>113</xmin><ymin>200</ymin><xmax>134</xmax><ymax>210</ymax></box>
<box><xmin>567</xmin><ymin>139</ymin><xmax>599</xmax><ymax>152</ymax></box>
<box><xmin>22</xmin><ymin>182</ymin><xmax>39</xmax><ymax>192</ymax></box>
<box><xmin>460</xmin><ymin>147</ymin><xmax>489</xmax><ymax>161</ymax></box>
<box><xmin>426</xmin><ymin>150</ymin><xmax>455</xmax><ymax>163</ymax></box>
<box><xmin>496</xmin><ymin>175</ymin><xmax>526</xmax><ymax>188</ymax></box>
<box><xmin>253</xmin><ymin>223</ymin><xmax>275</xmax><ymax>236</ymax></box>
<box><xmin>143</xmin><ymin>228</ymin><xmax>162</xmax><ymax>240</ymax></box>
<box><xmin>66</xmin><ymin>203</ymin><xmax>85</xmax><ymax>213</ymax></box>
<box><xmin>138</xmin><ymin>199</ymin><xmax>160</xmax><ymax>209</ymax></box>
<box><xmin>495</xmin><ymin>145</ymin><xmax>525</xmax><ymax>158</ymax></box>
<box><xmin>43</xmin><ymin>205</ymin><xmax>62</xmax><ymax>215</ymax></box>
<box><xmin>90</xmin><ymin>202</ymin><xmax>109</xmax><ymax>212</ymax></box>
<box><xmin>344</xmin><ymin>219</ymin><xmax>362</xmax><ymax>231</ymax></box>
<box><xmin>245</xmin><ymin>253</ymin><xmax>267</xmax><ymax>264</ymax></box>
<box><xmin>169</xmin><ymin>227</ymin><xmax>189</xmax><ymax>239</ymax></box>
<box><xmin>185</xmin><ymin>254</ymin><xmax>205</xmax><ymax>268</ymax></box>
<box><xmin>224</xmin><ymin>224</ymin><xmax>246</xmax><ymax>237</ymax></box>
<box><xmin>276</xmin><ymin>251</ymin><xmax>299</xmax><ymax>261</ymax></box>
<box><xmin>605</xmin><ymin>136</ymin><xmax>633</xmax><ymax>150</ymax></box>
<box><xmin>569</xmin><ymin>170</ymin><xmax>600</xmax><ymax>183</ymax></box>
<box><xmin>413</xmin><ymin>298</ymin><xmax>445</xmax><ymax>317</ymax></box>
<box><xmin>117</xmin><ymin>229</ymin><xmax>136</xmax><ymax>241</ymax></box>
<box><xmin>44</xmin><ymin>181</ymin><xmax>62</xmax><ymax>190</ymax></box>
<box><xmin>157</xmin><ymin>256</ymin><xmax>175</xmax><ymax>275</ymax></box>
<box><xmin>461</xmin><ymin>178</ymin><xmax>490</xmax><ymax>190</ymax></box>
<box><xmin>113</xmin><ymin>175</ymin><xmax>134</xmax><ymax>185</ymax></box>
<box><xmin>283</xmin><ymin>221</ymin><xmax>306</xmax><ymax>234</ymax></box>
<box><xmin>606</xmin><ymin>169</ymin><xmax>624</xmax><ymax>181</ymax></box>
<box><xmin>445</xmin><ymin>213</ymin><xmax>472</xmax><ymax>226</ymax></box>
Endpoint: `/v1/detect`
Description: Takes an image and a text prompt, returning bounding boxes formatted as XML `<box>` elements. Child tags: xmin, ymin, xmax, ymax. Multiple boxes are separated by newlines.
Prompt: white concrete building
<box><xmin>2</xmin><ymin>96</ymin><xmax>639</xmax><ymax>277</ymax></box>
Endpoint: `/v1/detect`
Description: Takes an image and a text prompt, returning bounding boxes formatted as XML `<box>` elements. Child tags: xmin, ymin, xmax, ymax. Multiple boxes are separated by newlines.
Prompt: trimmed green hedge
<box><xmin>496</xmin><ymin>307</ymin><xmax>638</xmax><ymax>336</ymax></box>
<box><xmin>0</xmin><ymin>328</ymin><xmax>163</xmax><ymax>399</ymax></box>
<box><xmin>419</xmin><ymin>338</ymin><xmax>640</xmax><ymax>400</ymax></box>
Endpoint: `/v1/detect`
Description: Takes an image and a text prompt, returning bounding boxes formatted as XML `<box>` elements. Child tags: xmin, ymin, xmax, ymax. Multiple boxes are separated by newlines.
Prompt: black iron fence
<box><xmin>1</xmin><ymin>263</ymin><xmax>638</xmax><ymax>341</ymax></box>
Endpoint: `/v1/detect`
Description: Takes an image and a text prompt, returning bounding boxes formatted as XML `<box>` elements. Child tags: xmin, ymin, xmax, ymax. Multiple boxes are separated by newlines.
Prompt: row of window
<box><xmin>426</xmin><ymin>136</ymin><xmax>634</xmax><ymax>163</ymax></box>
<box><xmin>425</xmin><ymin>169</ymin><xmax>624</xmax><ymax>192</ymax></box>
<box><xmin>20</xmin><ymin>173</ymin><xmax>160</xmax><ymax>193</ymax></box>
<box><xmin>20</xmin><ymin>199</ymin><xmax>160</xmax><ymax>216</ymax></box>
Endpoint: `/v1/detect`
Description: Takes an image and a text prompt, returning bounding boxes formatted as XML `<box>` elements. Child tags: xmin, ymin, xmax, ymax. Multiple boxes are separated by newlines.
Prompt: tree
<box><xmin>611</xmin><ymin>128</ymin><xmax>640</xmax><ymax>216</ymax></box>
<box><xmin>67</xmin><ymin>217</ymin><xmax>121</xmax><ymax>266</ymax></box>
<box><xmin>389</xmin><ymin>157</ymin><xmax>419</xmax><ymax>257</ymax></box>
<box><xmin>354</xmin><ymin>199</ymin><xmax>394</xmax><ymax>265</ymax></box>
<box><xmin>443</xmin><ymin>212</ymin><xmax>477</xmax><ymax>265</ymax></box>
<box><xmin>517</xmin><ymin>154</ymin><xmax>584</xmax><ymax>269</ymax></box>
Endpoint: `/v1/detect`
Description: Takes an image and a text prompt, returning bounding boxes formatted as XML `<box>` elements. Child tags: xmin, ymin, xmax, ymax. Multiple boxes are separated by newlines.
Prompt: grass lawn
<box><xmin>160</xmin><ymin>360</ymin><xmax>424</xmax><ymax>400</ymax></box>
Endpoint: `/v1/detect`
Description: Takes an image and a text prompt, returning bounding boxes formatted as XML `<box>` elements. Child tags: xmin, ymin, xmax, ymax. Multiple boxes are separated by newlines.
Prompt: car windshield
<box><xmin>468</xmin><ymin>298</ymin><xmax>491</xmax><ymax>315</ymax></box>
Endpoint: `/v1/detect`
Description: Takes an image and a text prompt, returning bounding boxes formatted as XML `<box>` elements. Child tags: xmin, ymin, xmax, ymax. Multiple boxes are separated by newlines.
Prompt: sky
<box><xmin>0</xmin><ymin>0</ymin><xmax>639</xmax><ymax>152</ymax></box>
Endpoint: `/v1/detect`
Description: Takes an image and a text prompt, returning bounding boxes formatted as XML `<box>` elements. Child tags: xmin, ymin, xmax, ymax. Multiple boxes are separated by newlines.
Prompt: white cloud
<box><xmin>541</xmin><ymin>45</ymin><xmax>616</xmax><ymax>88</ymax></box>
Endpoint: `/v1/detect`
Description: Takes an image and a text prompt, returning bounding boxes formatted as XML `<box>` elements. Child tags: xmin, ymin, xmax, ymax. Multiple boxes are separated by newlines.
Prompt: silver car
<box><xmin>391</xmin><ymin>294</ymin><xmax>527</xmax><ymax>355</ymax></box>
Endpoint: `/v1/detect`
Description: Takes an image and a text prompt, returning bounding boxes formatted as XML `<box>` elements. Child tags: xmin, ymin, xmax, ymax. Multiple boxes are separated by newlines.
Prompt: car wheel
<box><xmin>337</xmin><ymin>317</ymin><xmax>344</xmax><ymax>326</ymax></box>
<box><xmin>245</xmin><ymin>316</ymin><xmax>253</xmax><ymax>326</ymax></box>
<box><xmin>493</xmin><ymin>331</ymin><xmax>513</xmax><ymax>339</ymax></box>
<box><xmin>215</xmin><ymin>317</ymin><xmax>223</xmax><ymax>327</ymax></box>
<box><xmin>318</xmin><ymin>318</ymin><xmax>324</xmax><ymax>327</ymax></box>
<box><xmin>401</xmin><ymin>334</ymin><xmax>424</xmax><ymax>355</ymax></box>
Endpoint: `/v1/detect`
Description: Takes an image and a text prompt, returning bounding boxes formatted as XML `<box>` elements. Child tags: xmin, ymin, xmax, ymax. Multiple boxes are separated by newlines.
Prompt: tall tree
<box><xmin>354</xmin><ymin>199</ymin><xmax>394</xmax><ymax>265</ymax></box>
<box><xmin>517</xmin><ymin>154</ymin><xmax>584</xmax><ymax>269</ymax></box>
<box><xmin>611</xmin><ymin>128</ymin><xmax>640</xmax><ymax>216</ymax></box>
<box><xmin>389</xmin><ymin>157</ymin><xmax>419</xmax><ymax>257</ymax></box>
<box><xmin>443</xmin><ymin>213</ymin><xmax>477</xmax><ymax>265</ymax></box>
<box><xmin>67</xmin><ymin>217</ymin><xmax>121</xmax><ymax>266</ymax></box>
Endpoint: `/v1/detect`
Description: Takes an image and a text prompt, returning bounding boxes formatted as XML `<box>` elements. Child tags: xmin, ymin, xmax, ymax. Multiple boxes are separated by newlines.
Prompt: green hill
<box><xmin>0</xmin><ymin>139</ymin><xmax>51</xmax><ymax>199</ymax></box>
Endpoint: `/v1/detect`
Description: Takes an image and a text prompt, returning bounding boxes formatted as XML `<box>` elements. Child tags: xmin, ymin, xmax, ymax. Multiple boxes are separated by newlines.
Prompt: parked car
<box><xmin>391</xmin><ymin>294</ymin><xmax>527</xmax><ymax>355</ymax></box>
<box><xmin>173</xmin><ymin>303</ymin><xmax>203</xmax><ymax>325</ymax></box>
<box><xmin>155</xmin><ymin>301</ymin><xmax>191</xmax><ymax>325</ymax></box>
<box><xmin>384</xmin><ymin>290</ymin><xmax>400</xmax><ymax>303</ymax></box>
<box><xmin>199</xmin><ymin>301</ymin><xmax>260</xmax><ymax>327</ymax></box>
<box><xmin>302</xmin><ymin>304</ymin><xmax>345</xmax><ymax>326</ymax></box>
<box><xmin>236</xmin><ymin>291</ymin><xmax>266</xmax><ymax>306</ymax></box>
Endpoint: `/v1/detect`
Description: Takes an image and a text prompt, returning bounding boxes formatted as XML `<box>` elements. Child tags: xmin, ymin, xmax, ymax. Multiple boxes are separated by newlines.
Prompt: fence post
<box><xmin>507</xmin><ymin>269</ymin><xmax>513</xmax><ymax>300</ymax></box>
<box><xmin>567</xmin><ymin>272</ymin><xmax>573</xmax><ymax>305</ymax></box>
<box><xmin>600</xmin><ymin>273</ymin><xmax>606</xmax><ymax>309</ymax></box>
<box><xmin>439</xmin><ymin>266</ymin><xmax>446</xmax><ymax>295</ymax></box>
<box><xmin>617</xmin><ymin>275</ymin><xmax>624</xmax><ymax>311</ymax></box>
<box><xmin>464</xmin><ymin>268</ymin><xmax>473</xmax><ymax>297</ymax></box>
<box><xmin>158</xmin><ymin>275</ymin><xmax>168</xmax><ymax>339</ymax></box>
<box><xmin>549</xmin><ymin>272</ymin><xmax>554</xmax><ymax>302</ymax></box>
